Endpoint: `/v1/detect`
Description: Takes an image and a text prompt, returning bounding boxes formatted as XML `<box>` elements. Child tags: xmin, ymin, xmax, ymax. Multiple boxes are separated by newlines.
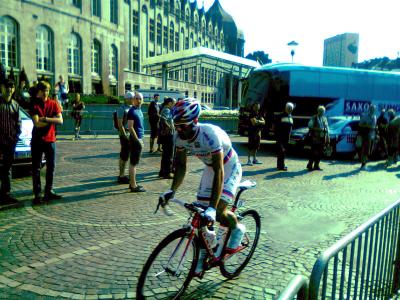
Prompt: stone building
<box><xmin>0</xmin><ymin>0</ymin><xmax>258</xmax><ymax>106</ymax></box>
<box><xmin>323</xmin><ymin>33</ymin><xmax>359</xmax><ymax>68</ymax></box>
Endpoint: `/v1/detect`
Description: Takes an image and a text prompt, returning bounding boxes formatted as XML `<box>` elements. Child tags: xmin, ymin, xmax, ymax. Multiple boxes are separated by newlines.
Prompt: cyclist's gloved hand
<box><xmin>159</xmin><ymin>190</ymin><xmax>175</xmax><ymax>216</ymax></box>
<box><xmin>160</xmin><ymin>190</ymin><xmax>175</xmax><ymax>206</ymax></box>
<box><xmin>202</xmin><ymin>207</ymin><xmax>216</xmax><ymax>222</ymax></box>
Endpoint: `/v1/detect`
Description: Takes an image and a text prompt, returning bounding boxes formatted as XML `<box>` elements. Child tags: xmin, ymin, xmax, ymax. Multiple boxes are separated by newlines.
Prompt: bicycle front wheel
<box><xmin>220</xmin><ymin>209</ymin><xmax>261</xmax><ymax>279</ymax></box>
<box><xmin>136</xmin><ymin>228</ymin><xmax>199</xmax><ymax>300</ymax></box>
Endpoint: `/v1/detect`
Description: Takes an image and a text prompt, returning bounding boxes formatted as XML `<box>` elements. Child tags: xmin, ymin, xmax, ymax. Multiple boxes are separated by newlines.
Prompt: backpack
<box><xmin>113</xmin><ymin>106</ymin><xmax>127</xmax><ymax>130</ymax></box>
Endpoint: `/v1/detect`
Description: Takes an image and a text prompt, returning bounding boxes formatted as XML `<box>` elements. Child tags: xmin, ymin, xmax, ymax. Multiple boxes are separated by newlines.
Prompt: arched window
<box><xmin>169</xmin><ymin>21</ymin><xmax>174</xmax><ymax>51</ymax></box>
<box><xmin>198</xmin><ymin>37</ymin><xmax>202</xmax><ymax>46</ymax></box>
<box><xmin>0</xmin><ymin>16</ymin><xmax>18</xmax><ymax>68</ymax></box>
<box><xmin>36</xmin><ymin>25</ymin><xmax>53</xmax><ymax>72</ymax></box>
<box><xmin>91</xmin><ymin>39</ymin><xmax>101</xmax><ymax>75</ymax></box>
<box><xmin>156</xmin><ymin>14</ymin><xmax>162</xmax><ymax>46</ymax></box>
<box><xmin>190</xmin><ymin>32</ymin><xmax>194</xmax><ymax>48</ymax></box>
<box><xmin>185</xmin><ymin>8</ymin><xmax>189</xmax><ymax>22</ymax></box>
<box><xmin>141</xmin><ymin>5</ymin><xmax>149</xmax><ymax>56</ymax></box>
<box><xmin>68</xmin><ymin>33</ymin><xmax>82</xmax><ymax>75</ymax></box>
<box><xmin>109</xmin><ymin>44</ymin><xmax>118</xmax><ymax>80</ymax></box>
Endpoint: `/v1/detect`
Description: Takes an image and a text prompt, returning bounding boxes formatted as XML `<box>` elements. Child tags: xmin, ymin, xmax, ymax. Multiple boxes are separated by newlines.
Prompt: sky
<box><xmin>197</xmin><ymin>0</ymin><xmax>400</xmax><ymax>66</ymax></box>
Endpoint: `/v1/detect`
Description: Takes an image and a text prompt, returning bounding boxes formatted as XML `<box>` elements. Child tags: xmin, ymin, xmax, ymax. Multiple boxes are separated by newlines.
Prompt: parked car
<box><xmin>0</xmin><ymin>107</ymin><xmax>45</xmax><ymax>174</ymax></box>
<box><xmin>212</xmin><ymin>106</ymin><xmax>231</xmax><ymax>110</ymax></box>
<box><xmin>289</xmin><ymin>117</ymin><xmax>366</xmax><ymax>156</ymax></box>
<box><xmin>201</xmin><ymin>104</ymin><xmax>212</xmax><ymax>111</ymax></box>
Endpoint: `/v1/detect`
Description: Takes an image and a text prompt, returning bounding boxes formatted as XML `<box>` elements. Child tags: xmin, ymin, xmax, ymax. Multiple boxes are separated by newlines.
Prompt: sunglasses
<box><xmin>175</xmin><ymin>123</ymin><xmax>190</xmax><ymax>131</ymax></box>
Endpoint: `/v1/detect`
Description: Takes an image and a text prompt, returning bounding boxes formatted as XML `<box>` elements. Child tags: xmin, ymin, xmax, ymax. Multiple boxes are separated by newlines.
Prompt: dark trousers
<box><xmin>32</xmin><ymin>140</ymin><xmax>56</xmax><ymax>196</ymax></box>
<box><xmin>159</xmin><ymin>134</ymin><xmax>174</xmax><ymax>176</ymax></box>
<box><xmin>308</xmin><ymin>142</ymin><xmax>324</xmax><ymax>168</ymax></box>
<box><xmin>276</xmin><ymin>140</ymin><xmax>288</xmax><ymax>168</ymax></box>
<box><xmin>0</xmin><ymin>142</ymin><xmax>17</xmax><ymax>196</ymax></box>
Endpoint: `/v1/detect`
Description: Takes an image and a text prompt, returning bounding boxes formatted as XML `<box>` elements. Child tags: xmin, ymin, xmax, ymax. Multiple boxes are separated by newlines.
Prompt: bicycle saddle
<box><xmin>238</xmin><ymin>180</ymin><xmax>257</xmax><ymax>191</ymax></box>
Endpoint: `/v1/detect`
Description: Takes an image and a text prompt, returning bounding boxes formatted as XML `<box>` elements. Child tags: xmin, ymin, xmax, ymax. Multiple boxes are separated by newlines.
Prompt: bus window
<box><xmin>242</xmin><ymin>72</ymin><xmax>270</xmax><ymax>108</ymax></box>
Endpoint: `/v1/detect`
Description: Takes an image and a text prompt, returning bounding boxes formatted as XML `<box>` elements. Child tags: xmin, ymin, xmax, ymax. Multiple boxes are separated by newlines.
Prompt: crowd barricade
<box><xmin>277</xmin><ymin>199</ymin><xmax>400</xmax><ymax>300</ymax></box>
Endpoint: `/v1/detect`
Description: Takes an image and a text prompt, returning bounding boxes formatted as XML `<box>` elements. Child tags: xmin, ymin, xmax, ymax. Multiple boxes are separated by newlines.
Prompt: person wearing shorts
<box><xmin>127</xmin><ymin>92</ymin><xmax>146</xmax><ymax>192</ymax></box>
<box><xmin>159</xmin><ymin>98</ymin><xmax>244</xmax><ymax>276</ymax></box>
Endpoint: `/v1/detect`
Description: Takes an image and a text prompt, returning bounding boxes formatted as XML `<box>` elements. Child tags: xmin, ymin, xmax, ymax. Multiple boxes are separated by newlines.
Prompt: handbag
<box><xmin>324</xmin><ymin>144</ymin><xmax>333</xmax><ymax>157</ymax></box>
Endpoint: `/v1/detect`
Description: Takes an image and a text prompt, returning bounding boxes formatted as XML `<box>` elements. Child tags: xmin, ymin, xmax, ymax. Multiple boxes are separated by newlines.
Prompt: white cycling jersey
<box><xmin>175</xmin><ymin>123</ymin><xmax>242</xmax><ymax>204</ymax></box>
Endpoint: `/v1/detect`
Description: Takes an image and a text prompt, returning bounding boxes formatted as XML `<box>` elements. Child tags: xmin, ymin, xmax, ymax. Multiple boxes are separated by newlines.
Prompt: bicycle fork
<box><xmin>158</xmin><ymin>229</ymin><xmax>196</xmax><ymax>278</ymax></box>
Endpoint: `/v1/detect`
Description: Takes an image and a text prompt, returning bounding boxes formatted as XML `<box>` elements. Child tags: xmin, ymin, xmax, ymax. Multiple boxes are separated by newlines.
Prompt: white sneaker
<box><xmin>162</xmin><ymin>204</ymin><xmax>174</xmax><ymax>216</ymax></box>
<box><xmin>227</xmin><ymin>224</ymin><xmax>246</xmax><ymax>250</ymax></box>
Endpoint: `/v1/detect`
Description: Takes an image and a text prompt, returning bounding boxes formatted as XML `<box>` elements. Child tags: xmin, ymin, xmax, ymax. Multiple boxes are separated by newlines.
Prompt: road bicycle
<box><xmin>136</xmin><ymin>180</ymin><xmax>261</xmax><ymax>299</ymax></box>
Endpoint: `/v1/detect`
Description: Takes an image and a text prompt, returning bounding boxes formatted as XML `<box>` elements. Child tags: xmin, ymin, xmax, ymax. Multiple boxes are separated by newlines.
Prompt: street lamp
<box><xmin>287</xmin><ymin>40</ymin><xmax>299</xmax><ymax>63</ymax></box>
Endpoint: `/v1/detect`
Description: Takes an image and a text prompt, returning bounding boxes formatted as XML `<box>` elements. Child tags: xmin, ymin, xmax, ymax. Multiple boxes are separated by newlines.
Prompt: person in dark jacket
<box><xmin>0</xmin><ymin>79</ymin><xmax>21</xmax><ymax>205</ymax></box>
<box><xmin>376</xmin><ymin>108</ymin><xmax>389</xmax><ymax>159</ymax></box>
<box><xmin>275</xmin><ymin>102</ymin><xmax>294</xmax><ymax>171</ymax></box>
<box><xmin>246</xmin><ymin>103</ymin><xmax>265</xmax><ymax>165</ymax></box>
<box><xmin>306</xmin><ymin>105</ymin><xmax>330</xmax><ymax>171</ymax></box>
<box><xmin>147</xmin><ymin>94</ymin><xmax>162</xmax><ymax>153</ymax></box>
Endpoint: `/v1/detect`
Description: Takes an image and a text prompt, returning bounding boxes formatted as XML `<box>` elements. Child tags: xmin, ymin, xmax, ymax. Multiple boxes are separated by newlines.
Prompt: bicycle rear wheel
<box><xmin>136</xmin><ymin>228</ymin><xmax>199</xmax><ymax>300</ymax></box>
<box><xmin>220</xmin><ymin>209</ymin><xmax>261</xmax><ymax>279</ymax></box>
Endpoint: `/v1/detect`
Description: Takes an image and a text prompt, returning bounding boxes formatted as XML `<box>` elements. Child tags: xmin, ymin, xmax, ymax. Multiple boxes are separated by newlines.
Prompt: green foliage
<box><xmin>201</xmin><ymin>109</ymin><xmax>238</xmax><ymax>119</ymax></box>
<box><xmin>246</xmin><ymin>51</ymin><xmax>272</xmax><ymax>65</ymax></box>
<box><xmin>67</xmin><ymin>94</ymin><xmax>111</xmax><ymax>104</ymax></box>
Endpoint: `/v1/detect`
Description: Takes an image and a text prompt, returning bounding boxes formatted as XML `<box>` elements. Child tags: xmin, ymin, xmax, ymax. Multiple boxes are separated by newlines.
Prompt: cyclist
<box><xmin>160</xmin><ymin>98</ymin><xmax>244</xmax><ymax>275</ymax></box>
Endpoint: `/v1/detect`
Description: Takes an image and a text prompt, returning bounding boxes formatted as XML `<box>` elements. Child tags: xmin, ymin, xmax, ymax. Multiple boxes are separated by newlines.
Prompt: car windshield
<box><xmin>20</xmin><ymin>108</ymin><xmax>31</xmax><ymax>120</ymax></box>
<box><xmin>329</xmin><ymin>120</ymin><xmax>349</xmax><ymax>131</ymax></box>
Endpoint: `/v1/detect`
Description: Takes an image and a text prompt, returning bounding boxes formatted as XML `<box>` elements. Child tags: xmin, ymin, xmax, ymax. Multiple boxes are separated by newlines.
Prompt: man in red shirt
<box><xmin>31</xmin><ymin>81</ymin><xmax>63</xmax><ymax>204</ymax></box>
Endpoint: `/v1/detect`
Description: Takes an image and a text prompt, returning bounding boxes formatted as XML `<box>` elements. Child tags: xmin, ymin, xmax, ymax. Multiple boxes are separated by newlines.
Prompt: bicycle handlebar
<box><xmin>154</xmin><ymin>196</ymin><xmax>205</xmax><ymax>215</ymax></box>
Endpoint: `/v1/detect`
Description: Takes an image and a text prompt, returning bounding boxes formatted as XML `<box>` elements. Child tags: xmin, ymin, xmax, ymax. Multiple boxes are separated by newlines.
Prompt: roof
<box><xmin>255</xmin><ymin>63</ymin><xmax>400</xmax><ymax>77</ymax></box>
<box><xmin>206</xmin><ymin>0</ymin><xmax>235</xmax><ymax>26</ymax></box>
<box><xmin>142</xmin><ymin>47</ymin><xmax>260</xmax><ymax>70</ymax></box>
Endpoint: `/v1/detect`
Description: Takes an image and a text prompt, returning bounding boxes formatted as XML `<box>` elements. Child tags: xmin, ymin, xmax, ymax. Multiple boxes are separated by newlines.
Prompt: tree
<box><xmin>19</xmin><ymin>67</ymin><xmax>29</xmax><ymax>87</ymax></box>
<box><xmin>0</xmin><ymin>63</ymin><xmax>6</xmax><ymax>85</ymax></box>
<box><xmin>245</xmin><ymin>51</ymin><xmax>272</xmax><ymax>65</ymax></box>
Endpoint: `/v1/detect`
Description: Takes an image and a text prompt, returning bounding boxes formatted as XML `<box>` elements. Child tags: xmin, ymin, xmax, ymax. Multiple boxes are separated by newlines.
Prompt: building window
<box><xmin>69</xmin><ymin>0</ymin><xmax>81</xmax><ymax>8</ymax></box>
<box><xmin>190</xmin><ymin>32</ymin><xmax>194</xmax><ymax>48</ymax></box>
<box><xmin>184</xmin><ymin>68</ymin><xmax>188</xmax><ymax>81</ymax></box>
<box><xmin>185</xmin><ymin>36</ymin><xmax>189</xmax><ymax>50</ymax></box>
<box><xmin>169</xmin><ymin>22</ymin><xmax>174</xmax><ymax>51</ymax></box>
<box><xmin>36</xmin><ymin>26</ymin><xmax>53</xmax><ymax>72</ymax></box>
<box><xmin>91</xmin><ymin>0</ymin><xmax>101</xmax><ymax>17</ymax></box>
<box><xmin>163</xmin><ymin>0</ymin><xmax>169</xmax><ymax>16</ymax></box>
<box><xmin>110</xmin><ymin>44</ymin><xmax>118</xmax><ymax>80</ymax></box>
<box><xmin>175</xmin><ymin>32</ymin><xmax>179</xmax><ymax>51</ymax></box>
<box><xmin>91</xmin><ymin>39</ymin><xmax>101</xmax><ymax>75</ymax></box>
<box><xmin>149</xmin><ymin>51</ymin><xmax>155</xmax><ymax>57</ymax></box>
<box><xmin>156</xmin><ymin>15</ymin><xmax>162</xmax><ymax>46</ymax></box>
<box><xmin>163</xmin><ymin>26</ymin><xmax>168</xmax><ymax>51</ymax></box>
<box><xmin>0</xmin><ymin>16</ymin><xmax>18</xmax><ymax>69</ymax></box>
<box><xmin>192</xmin><ymin>66</ymin><xmax>197</xmax><ymax>83</ymax></box>
<box><xmin>110</xmin><ymin>0</ymin><xmax>118</xmax><ymax>25</ymax></box>
<box><xmin>150</xmin><ymin>19</ymin><xmax>155</xmax><ymax>42</ymax></box>
<box><xmin>132</xmin><ymin>45</ymin><xmax>139</xmax><ymax>72</ymax></box>
<box><xmin>132</xmin><ymin>10</ymin><xmax>139</xmax><ymax>36</ymax></box>
<box><xmin>150</xmin><ymin>0</ymin><xmax>155</xmax><ymax>9</ymax></box>
<box><xmin>67</xmin><ymin>33</ymin><xmax>81</xmax><ymax>75</ymax></box>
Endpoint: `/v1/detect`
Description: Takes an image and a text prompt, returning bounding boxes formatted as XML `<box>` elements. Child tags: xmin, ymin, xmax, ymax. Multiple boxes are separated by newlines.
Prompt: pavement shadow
<box><xmin>323</xmin><ymin>168</ymin><xmax>361</xmax><ymax>180</ymax></box>
<box><xmin>242</xmin><ymin>167</ymin><xmax>278</xmax><ymax>177</ymax></box>
<box><xmin>183</xmin><ymin>278</ymin><xmax>230</xmax><ymax>300</ymax></box>
<box><xmin>264</xmin><ymin>169</ymin><xmax>309</xmax><ymax>180</ymax></box>
<box><xmin>72</xmin><ymin>153</ymin><xmax>117</xmax><ymax>160</ymax></box>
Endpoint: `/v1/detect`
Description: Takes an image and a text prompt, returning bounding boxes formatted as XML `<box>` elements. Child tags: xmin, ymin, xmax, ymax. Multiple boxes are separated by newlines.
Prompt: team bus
<box><xmin>238</xmin><ymin>63</ymin><xmax>400</xmax><ymax>138</ymax></box>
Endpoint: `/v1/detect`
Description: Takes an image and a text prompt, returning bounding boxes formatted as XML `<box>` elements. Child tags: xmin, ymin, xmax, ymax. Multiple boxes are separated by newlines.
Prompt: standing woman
<box><xmin>71</xmin><ymin>93</ymin><xmax>85</xmax><ymax>140</ymax></box>
<box><xmin>158</xmin><ymin>97</ymin><xmax>176</xmax><ymax>179</ymax></box>
<box><xmin>246</xmin><ymin>103</ymin><xmax>265</xmax><ymax>165</ymax></box>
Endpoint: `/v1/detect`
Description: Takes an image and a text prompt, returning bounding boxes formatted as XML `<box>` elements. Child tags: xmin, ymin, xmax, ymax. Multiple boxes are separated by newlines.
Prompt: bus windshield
<box><xmin>242</xmin><ymin>72</ymin><xmax>271</xmax><ymax>108</ymax></box>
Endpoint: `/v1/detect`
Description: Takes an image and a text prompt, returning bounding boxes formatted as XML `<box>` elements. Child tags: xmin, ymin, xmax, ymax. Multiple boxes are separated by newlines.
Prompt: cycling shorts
<box><xmin>196</xmin><ymin>159</ymin><xmax>242</xmax><ymax>205</ymax></box>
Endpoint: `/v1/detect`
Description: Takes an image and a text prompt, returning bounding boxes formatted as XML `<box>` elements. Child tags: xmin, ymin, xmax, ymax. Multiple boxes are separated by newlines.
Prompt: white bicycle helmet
<box><xmin>172</xmin><ymin>98</ymin><xmax>201</xmax><ymax>124</ymax></box>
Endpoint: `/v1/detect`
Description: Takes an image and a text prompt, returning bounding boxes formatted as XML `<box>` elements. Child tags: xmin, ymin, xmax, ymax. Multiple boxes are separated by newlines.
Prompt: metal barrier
<box><xmin>309</xmin><ymin>199</ymin><xmax>400</xmax><ymax>300</ymax></box>
<box><xmin>276</xmin><ymin>275</ymin><xmax>309</xmax><ymax>300</ymax></box>
<box><xmin>276</xmin><ymin>199</ymin><xmax>400</xmax><ymax>300</ymax></box>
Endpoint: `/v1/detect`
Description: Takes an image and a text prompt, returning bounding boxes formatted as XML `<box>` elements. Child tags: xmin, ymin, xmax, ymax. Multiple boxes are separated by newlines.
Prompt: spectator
<box><xmin>0</xmin><ymin>79</ymin><xmax>20</xmax><ymax>205</ymax></box>
<box><xmin>158</xmin><ymin>97</ymin><xmax>176</xmax><ymax>179</ymax></box>
<box><xmin>15</xmin><ymin>79</ymin><xmax>30</xmax><ymax>110</ymax></box>
<box><xmin>376</xmin><ymin>108</ymin><xmax>389</xmax><ymax>159</ymax></box>
<box><xmin>31</xmin><ymin>81</ymin><xmax>63</xmax><ymax>204</ymax></box>
<box><xmin>71</xmin><ymin>93</ymin><xmax>85</xmax><ymax>140</ymax></box>
<box><xmin>147</xmin><ymin>93</ymin><xmax>161</xmax><ymax>153</ymax></box>
<box><xmin>55</xmin><ymin>75</ymin><xmax>69</xmax><ymax>109</ymax></box>
<box><xmin>385</xmin><ymin>109</ymin><xmax>400</xmax><ymax>168</ymax></box>
<box><xmin>275</xmin><ymin>102</ymin><xmax>294</xmax><ymax>171</ymax></box>
<box><xmin>306</xmin><ymin>105</ymin><xmax>330</xmax><ymax>171</ymax></box>
<box><xmin>116</xmin><ymin>92</ymin><xmax>134</xmax><ymax>184</ymax></box>
<box><xmin>127</xmin><ymin>92</ymin><xmax>146</xmax><ymax>192</ymax></box>
<box><xmin>246</xmin><ymin>103</ymin><xmax>265</xmax><ymax>166</ymax></box>
<box><xmin>358</xmin><ymin>105</ymin><xmax>377</xmax><ymax>170</ymax></box>
<box><xmin>28</xmin><ymin>80</ymin><xmax>38</xmax><ymax>112</ymax></box>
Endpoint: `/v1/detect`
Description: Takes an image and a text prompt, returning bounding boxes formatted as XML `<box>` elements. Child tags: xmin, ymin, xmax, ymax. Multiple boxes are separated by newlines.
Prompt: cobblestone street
<box><xmin>0</xmin><ymin>135</ymin><xmax>399</xmax><ymax>299</ymax></box>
